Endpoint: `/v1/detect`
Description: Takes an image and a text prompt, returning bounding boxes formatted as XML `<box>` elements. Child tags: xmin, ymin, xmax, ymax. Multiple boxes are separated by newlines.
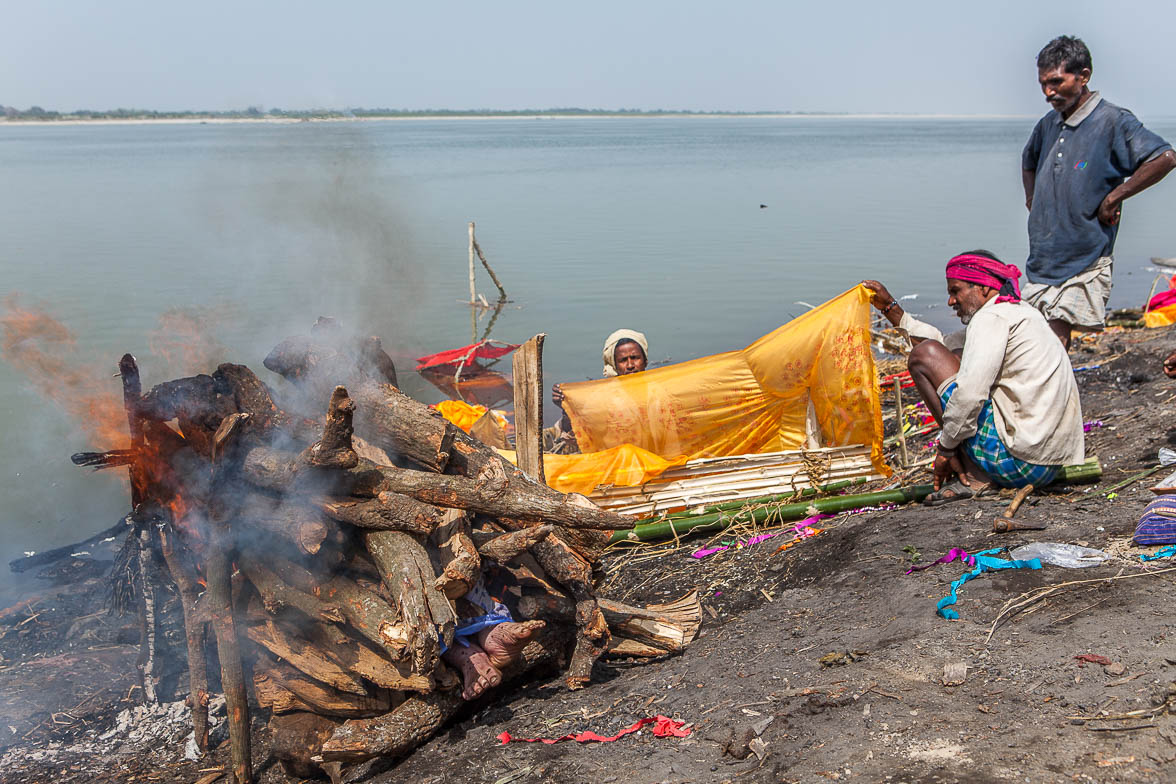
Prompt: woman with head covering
<box><xmin>546</xmin><ymin>329</ymin><xmax>649</xmax><ymax>454</ymax></box>
<box><xmin>600</xmin><ymin>329</ymin><xmax>649</xmax><ymax>377</ymax></box>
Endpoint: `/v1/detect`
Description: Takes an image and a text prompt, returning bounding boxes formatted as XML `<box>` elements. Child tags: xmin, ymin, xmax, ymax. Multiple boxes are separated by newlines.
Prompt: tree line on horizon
<box><xmin>0</xmin><ymin>104</ymin><xmax>806</xmax><ymax>121</ymax></box>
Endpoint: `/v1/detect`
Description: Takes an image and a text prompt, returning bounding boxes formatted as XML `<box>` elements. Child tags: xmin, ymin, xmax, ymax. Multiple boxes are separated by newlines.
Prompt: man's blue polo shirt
<box><xmin>1022</xmin><ymin>92</ymin><xmax>1171</xmax><ymax>285</ymax></box>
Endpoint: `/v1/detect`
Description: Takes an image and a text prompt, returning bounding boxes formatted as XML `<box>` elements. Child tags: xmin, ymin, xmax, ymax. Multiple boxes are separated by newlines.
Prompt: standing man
<box><xmin>1022</xmin><ymin>35</ymin><xmax>1175</xmax><ymax>348</ymax></box>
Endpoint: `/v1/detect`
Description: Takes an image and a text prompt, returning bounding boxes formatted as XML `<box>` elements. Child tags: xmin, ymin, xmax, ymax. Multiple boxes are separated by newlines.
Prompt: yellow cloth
<box><xmin>559</xmin><ymin>285</ymin><xmax>887</xmax><ymax>481</ymax></box>
<box><xmin>433</xmin><ymin>400</ymin><xmax>507</xmax><ymax>433</ymax></box>
<box><xmin>498</xmin><ymin>444</ymin><xmax>686</xmax><ymax>496</ymax></box>
<box><xmin>1145</xmin><ymin>303</ymin><xmax>1176</xmax><ymax>328</ymax></box>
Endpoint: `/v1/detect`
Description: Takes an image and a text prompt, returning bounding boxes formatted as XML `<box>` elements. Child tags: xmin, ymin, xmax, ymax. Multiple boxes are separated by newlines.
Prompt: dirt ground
<box><xmin>3</xmin><ymin>325</ymin><xmax>1176</xmax><ymax>784</ymax></box>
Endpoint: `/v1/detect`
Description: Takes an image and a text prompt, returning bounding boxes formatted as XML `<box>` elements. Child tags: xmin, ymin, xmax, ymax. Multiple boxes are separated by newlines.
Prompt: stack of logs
<box><xmin>79</xmin><ymin>323</ymin><xmax>698</xmax><ymax>784</ymax></box>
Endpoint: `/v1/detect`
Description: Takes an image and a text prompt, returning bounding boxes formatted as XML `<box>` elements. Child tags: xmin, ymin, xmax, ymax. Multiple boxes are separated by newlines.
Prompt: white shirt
<box><xmin>898</xmin><ymin>299</ymin><xmax>1085</xmax><ymax>466</ymax></box>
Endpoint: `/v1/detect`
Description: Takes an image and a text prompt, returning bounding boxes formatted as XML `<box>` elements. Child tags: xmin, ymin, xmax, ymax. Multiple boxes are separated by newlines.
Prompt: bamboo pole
<box><xmin>1057</xmin><ymin>457</ymin><xmax>1102</xmax><ymax>484</ymax></box>
<box><xmin>660</xmin><ymin>477</ymin><xmax>867</xmax><ymax>521</ymax></box>
<box><xmin>610</xmin><ymin>485</ymin><xmax>934</xmax><ymax>544</ymax></box>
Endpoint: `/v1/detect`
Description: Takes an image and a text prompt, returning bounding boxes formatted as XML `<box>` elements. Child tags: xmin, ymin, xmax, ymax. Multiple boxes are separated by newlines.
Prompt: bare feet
<box><xmin>476</xmin><ymin>620</ymin><xmax>546</xmax><ymax>671</ymax></box>
<box><xmin>441</xmin><ymin>642</ymin><xmax>502</xmax><ymax>701</ymax></box>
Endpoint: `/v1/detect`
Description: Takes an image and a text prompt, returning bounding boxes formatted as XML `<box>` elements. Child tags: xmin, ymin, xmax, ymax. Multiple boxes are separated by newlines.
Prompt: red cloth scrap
<box><xmin>497</xmin><ymin>715</ymin><xmax>691</xmax><ymax>745</ymax></box>
<box><xmin>415</xmin><ymin>340</ymin><xmax>519</xmax><ymax>370</ymax></box>
<box><xmin>1074</xmin><ymin>654</ymin><xmax>1112</xmax><ymax>667</ymax></box>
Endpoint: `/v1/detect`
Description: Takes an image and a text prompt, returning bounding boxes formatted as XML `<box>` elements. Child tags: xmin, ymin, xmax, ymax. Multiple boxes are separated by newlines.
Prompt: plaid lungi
<box><xmin>940</xmin><ymin>382</ymin><xmax>1061</xmax><ymax>489</ymax></box>
<box><xmin>1135</xmin><ymin>495</ymin><xmax>1176</xmax><ymax>546</ymax></box>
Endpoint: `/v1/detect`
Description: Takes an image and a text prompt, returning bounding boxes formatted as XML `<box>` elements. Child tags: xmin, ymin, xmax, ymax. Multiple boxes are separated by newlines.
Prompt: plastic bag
<box><xmin>1008</xmin><ymin>542</ymin><xmax>1108</xmax><ymax>569</ymax></box>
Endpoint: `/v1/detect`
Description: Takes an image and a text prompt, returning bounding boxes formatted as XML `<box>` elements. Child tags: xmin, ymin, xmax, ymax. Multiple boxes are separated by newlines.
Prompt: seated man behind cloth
<box><xmin>864</xmin><ymin>251</ymin><xmax>1085</xmax><ymax>502</ymax></box>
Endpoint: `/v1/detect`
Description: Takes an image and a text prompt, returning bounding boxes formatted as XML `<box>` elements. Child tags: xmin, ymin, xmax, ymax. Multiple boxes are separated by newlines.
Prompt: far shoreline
<box><xmin>0</xmin><ymin>112</ymin><xmax>1040</xmax><ymax>128</ymax></box>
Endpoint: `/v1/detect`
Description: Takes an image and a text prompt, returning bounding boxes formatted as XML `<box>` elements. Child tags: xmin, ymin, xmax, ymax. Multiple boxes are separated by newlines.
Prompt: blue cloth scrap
<box><xmin>441</xmin><ymin>578</ymin><xmax>514</xmax><ymax>653</ymax></box>
<box><xmin>1140</xmin><ymin>545</ymin><xmax>1176</xmax><ymax>562</ymax></box>
<box><xmin>937</xmin><ymin>547</ymin><xmax>1043</xmax><ymax>620</ymax></box>
<box><xmin>452</xmin><ymin>612</ymin><xmax>511</xmax><ymax>646</ymax></box>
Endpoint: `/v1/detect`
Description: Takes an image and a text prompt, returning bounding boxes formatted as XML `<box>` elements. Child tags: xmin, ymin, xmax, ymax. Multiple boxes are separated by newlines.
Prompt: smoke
<box><xmin>198</xmin><ymin>123</ymin><xmax>429</xmax><ymax>382</ymax></box>
<box><xmin>148</xmin><ymin>306</ymin><xmax>232</xmax><ymax>379</ymax></box>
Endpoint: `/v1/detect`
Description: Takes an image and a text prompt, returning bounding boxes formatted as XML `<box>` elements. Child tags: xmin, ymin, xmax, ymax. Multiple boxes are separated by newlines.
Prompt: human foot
<box><xmin>441</xmin><ymin>642</ymin><xmax>502</xmax><ymax>700</ymax></box>
<box><xmin>923</xmin><ymin>479</ymin><xmax>993</xmax><ymax>507</ymax></box>
<box><xmin>476</xmin><ymin>620</ymin><xmax>546</xmax><ymax>671</ymax></box>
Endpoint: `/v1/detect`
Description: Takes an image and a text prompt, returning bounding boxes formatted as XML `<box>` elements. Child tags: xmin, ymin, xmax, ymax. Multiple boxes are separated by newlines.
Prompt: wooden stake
<box><xmin>893</xmin><ymin>380</ymin><xmax>909</xmax><ymax>468</ymax></box>
<box><xmin>119</xmin><ymin>354</ymin><xmax>158</xmax><ymax>703</ymax></box>
<box><xmin>208</xmin><ymin>415</ymin><xmax>253</xmax><ymax>784</ymax></box>
<box><xmin>471</xmin><ymin>233</ymin><xmax>508</xmax><ymax>301</ymax></box>
<box><xmin>158</xmin><ymin>521</ymin><xmax>210</xmax><ymax>754</ymax></box>
<box><xmin>467</xmin><ymin>222</ymin><xmax>477</xmax><ymax>305</ymax></box>
<box><xmin>512</xmin><ymin>334</ymin><xmax>546</xmax><ymax>483</ymax></box>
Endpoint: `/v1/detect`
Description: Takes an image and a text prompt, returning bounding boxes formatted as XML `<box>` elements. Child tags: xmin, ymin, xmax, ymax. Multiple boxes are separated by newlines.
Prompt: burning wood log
<box><xmin>316</xmin><ymin>624</ymin><xmax>571</xmax><ymax>765</ymax></box>
<box><xmin>236</xmin><ymin>495</ymin><xmax>333</xmax><ymax>557</ymax></box>
<box><xmin>319</xmin><ymin>493</ymin><xmax>445</xmax><ymax>536</ymax></box>
<box><xmin>240</xmin><ymin>441</ymin><xmax>631</xmax><ymax>531</ymax></box>
<box><xmin>431</xmin><ymin>510</ymin><xmax>480</xmax><ymax>600</ymax></box>
<box><xmin>253</xmin><ymin>654</ymin><xmax>395</xmax><ymax>718</ymax></box>
<box><xmin>71</xmin><ymin>448</ymin><xmax>135</xmax><ymax>470</ymax></box>
<box><xmin>158</xmin><ymin>518</ymin><xmax>211</xmax><ymax>754</ymax></box>
<box><xmin>269</xmin><ymin>713</ymin><xmax>344</xmax><ymax>780</ymax></box>
<box><xmin>247</xmin><ymin>551</ymin><xmax>416</xmax><ymax>666</ymax></box>
<box><xmin>238</xmin><ymin>554</ymin><xmax>345</xmax><ymax>626</ymax></box>
<box><xmin>299</xmin><ymin>621</ymin><xmax>432</xmax><ymax>693</ymax></box>
<box><xmin>358</xmin><ymin>335</ymin><xmax>398</xmax><ymax>388</ymax></box>
<box><xmin>472</xmin><ymin>524</ymin><xmax>554</xmax><ymax>564</ymax></box>
<box><xmin>364</xmin><ymin>530</ymin><xmax>456</xmax><ymax>675</ymax></box>
<box><xmin>245</xmin><ymin>619</ymin><xmax>368</xmax><ymax>695</ymax></box>
<box><xmin>207</xmin><ymin>414</ymin><xmax>254</xmax><ymax>784</ymax></box>
<box><xmin>308</xmin><ymin>386</ymin><xmax>359</xmax><ymax>469</ymax></box>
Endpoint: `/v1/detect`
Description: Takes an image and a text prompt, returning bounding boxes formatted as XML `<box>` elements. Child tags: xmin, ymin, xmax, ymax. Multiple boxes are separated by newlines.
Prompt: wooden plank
<box><xmin>512</xmin><ymin>334</ymin><xmax>546</xmax><ymax>483</ymax></box>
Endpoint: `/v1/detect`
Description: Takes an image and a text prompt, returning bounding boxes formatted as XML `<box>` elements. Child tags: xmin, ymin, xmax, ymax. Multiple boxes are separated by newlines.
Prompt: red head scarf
<box><xmin>945</xmin><ymin>254</ymin><xmax>1022</xmax><ymax>304</ymax></box>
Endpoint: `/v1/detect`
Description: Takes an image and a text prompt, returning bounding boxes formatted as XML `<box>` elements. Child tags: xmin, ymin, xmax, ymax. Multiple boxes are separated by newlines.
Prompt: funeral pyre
<box><xmin>71</xmin><ymin>323</ymin><xmax>699</xmax><ymax>783</ymax></box>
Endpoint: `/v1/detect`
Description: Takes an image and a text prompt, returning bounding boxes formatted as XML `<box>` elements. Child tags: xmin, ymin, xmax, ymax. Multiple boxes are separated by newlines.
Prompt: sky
<box><xmin>2</xmin><ymin>0</ymin><xmax>1173</xmax><ymax>117</ymax></box>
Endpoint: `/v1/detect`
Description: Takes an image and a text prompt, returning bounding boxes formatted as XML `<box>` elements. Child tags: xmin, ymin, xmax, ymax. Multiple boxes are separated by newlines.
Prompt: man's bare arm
<box><xmin>1099</xmin><ymin>149</ymin><xmax>1176</xmax><ymax>225</ymax></box>
<box><xmin>1022</xmin><ymin>168</ymin><xmax>1036</xmax><ymax>211</ymax></box>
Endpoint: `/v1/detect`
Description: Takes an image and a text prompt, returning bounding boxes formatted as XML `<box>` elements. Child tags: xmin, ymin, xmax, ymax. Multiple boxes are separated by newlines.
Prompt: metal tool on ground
<box><xmin>992</xmin><ymin>484</ymin><xmax>1042</xmax><ymax>533</ymax></box>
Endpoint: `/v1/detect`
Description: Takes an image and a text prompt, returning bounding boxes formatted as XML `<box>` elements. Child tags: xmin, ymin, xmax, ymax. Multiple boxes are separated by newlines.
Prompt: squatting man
<box><xmin>863</xmin><ymin>251</ymin><xmax>1085</xmax><ymax>505</ymax></box>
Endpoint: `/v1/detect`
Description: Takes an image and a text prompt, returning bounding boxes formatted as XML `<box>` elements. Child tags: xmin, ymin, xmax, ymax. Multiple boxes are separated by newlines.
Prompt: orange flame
<box><xmin>0</xmin><ymin>294</ymin><xmax>129</xmax><ymax>449</ymax></box>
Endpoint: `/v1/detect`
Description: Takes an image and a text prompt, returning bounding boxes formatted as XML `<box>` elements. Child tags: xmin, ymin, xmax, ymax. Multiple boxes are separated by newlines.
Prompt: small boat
<box><xmin>1151</xmin><ymin>256</ymin><xmax>1176</xmax><ymax>268</ymax></box>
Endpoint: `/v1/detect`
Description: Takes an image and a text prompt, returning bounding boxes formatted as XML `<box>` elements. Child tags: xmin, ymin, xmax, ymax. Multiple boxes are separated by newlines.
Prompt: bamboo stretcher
<box><xmin>588</xmin><ymin>445</ymin><xmax>881</xmax><ymax>517</ymax></box>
